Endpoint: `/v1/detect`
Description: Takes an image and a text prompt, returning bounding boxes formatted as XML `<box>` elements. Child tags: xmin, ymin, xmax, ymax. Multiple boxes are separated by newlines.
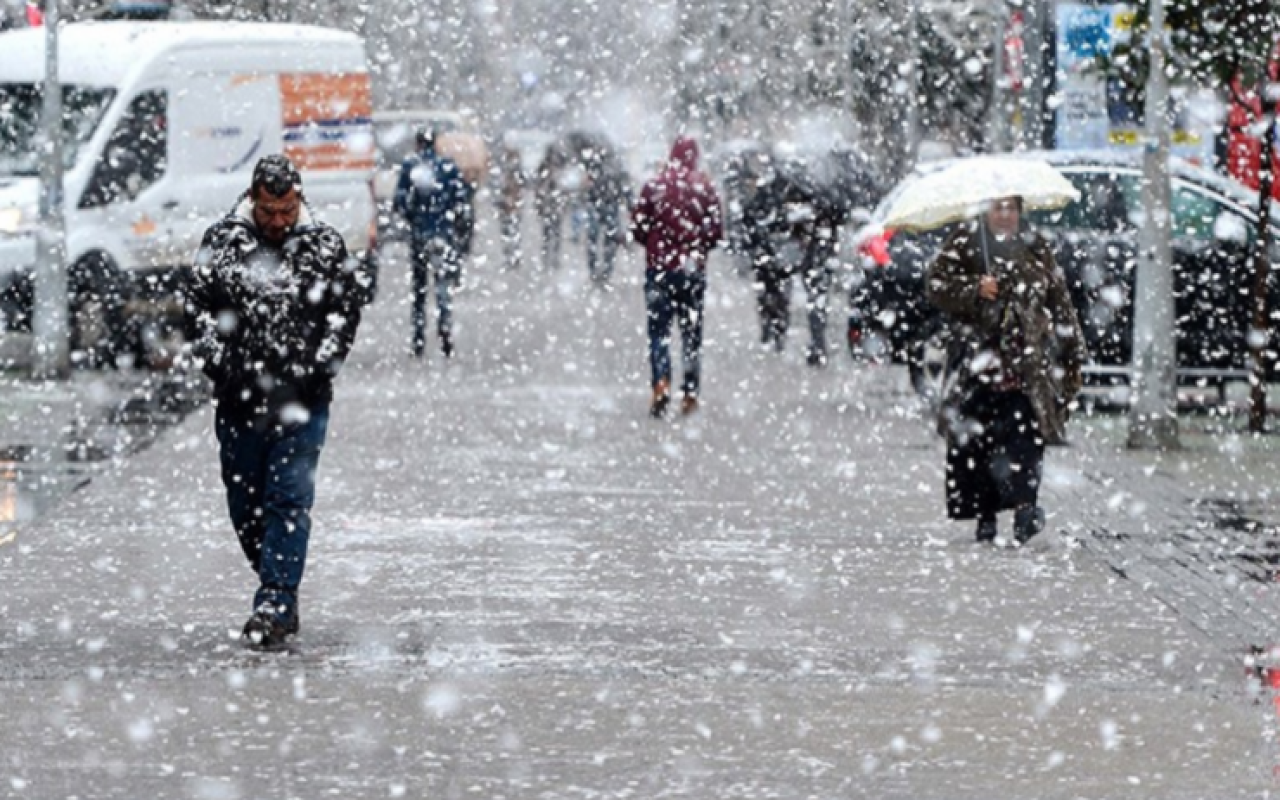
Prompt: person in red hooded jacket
<box><xmin>630</xmin><ymin>137</ymin><xmax>724</xmax><ymax>417</ymax></box>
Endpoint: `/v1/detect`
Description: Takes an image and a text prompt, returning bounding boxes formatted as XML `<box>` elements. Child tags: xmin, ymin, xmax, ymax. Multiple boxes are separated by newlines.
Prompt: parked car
<box><xmin>848</xmin><ymin>150</ymin><xmax>1280</xmax><ymax>399</ymax></box>
<box><xmin>372</xmin><ymin>109</ymin><xmax>488</xmax><ymax>242</ymax></box>
<box><xmin>0</xmin><ymin>21</ymin><xmax>378</xmax><ymax>367</ymax></box>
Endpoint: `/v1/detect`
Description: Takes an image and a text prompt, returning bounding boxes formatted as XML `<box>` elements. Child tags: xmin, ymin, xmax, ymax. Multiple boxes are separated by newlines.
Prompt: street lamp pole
<box><xmin>1127</xmin><ymin>0</ymin><xmax>1179</xmax><ymax>449</ymax></box>
<box><xmin>986</xmin><ymin>4</ymin><xmax>1008</xmax><ymax>152</ymax></box>
<box><xmin>1021</xmin><ymin>0</ymin><xmax>1047</xmax><ymax>149</ymax></box>
<box><xmin>32</xmin><ymin>0</ymin><xmax>69</xmax><ymax>380</ymax></box>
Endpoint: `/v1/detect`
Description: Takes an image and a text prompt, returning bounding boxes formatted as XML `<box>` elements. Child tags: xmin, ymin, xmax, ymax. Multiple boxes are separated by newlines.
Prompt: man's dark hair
<box><xmin>416</xmin><ymin>127</ymin><xmax>437</xmax><ymax>150</ymax></box>
<box><xmin>251</xmin><ymin>154</ymin><xmax>302</xmax><ymax>197</ymax></box>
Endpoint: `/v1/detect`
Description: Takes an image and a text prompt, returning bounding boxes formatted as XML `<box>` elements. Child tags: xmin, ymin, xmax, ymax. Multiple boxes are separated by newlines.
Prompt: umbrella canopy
<box><xmin>882</xmin><ymin>156</ymin><xmax>1080</xmax><ymax>232</ymax></box>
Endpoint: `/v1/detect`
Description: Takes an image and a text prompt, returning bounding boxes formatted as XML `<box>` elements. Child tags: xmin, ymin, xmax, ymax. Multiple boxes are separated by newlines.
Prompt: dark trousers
<box><xmin>801</xmin><ymin>262</ymin><xmax>833</xmax><ymax>358</ymax></box>
<box><xmin>540</xmin><ymin>211</ymin><xmax>562</xmax><ymax>270</ymax></box>
<box><xmin>215</xmin><ymin>403</ymin><xmax>330</xmax><ymax>621</ymax></box>
<box><xmin>410</xmin><ymin>237</ymin><xmax>460</xmax><ymax>355</ymax></box>
<box><xmin>499</xmin><ymin>206</ymin><xmax>522</xmax><ymax>270</ymax></box>
<box><xmin>646</xmin><ymin>268</ymin><xmax>706</xmax><ymax>397</ymax></box>
<box><xmin>586</xmin><ymin>204</ymin><xmax>620</xmax><ymax>283</ymax></box>
<box><xmin>754</xmin><ymin>252</ymin><xmax>833</xmax><ymax>357</ymax></box>
<box><xmin>756</xmin><ymin>261</ymin><xmax>792</xmax><ymax>348</ymax></box>
<box><xmin>945</xmin><ymin>389</ymin><xmax>1044</xmax><ymax>520</ymax></box>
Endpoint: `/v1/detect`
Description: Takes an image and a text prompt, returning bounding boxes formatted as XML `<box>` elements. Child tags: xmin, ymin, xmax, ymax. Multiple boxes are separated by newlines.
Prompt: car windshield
<box><xmin>0</xmin><ymin>83</ymin><xmax>116</xmax><ymax>176</ymax></box>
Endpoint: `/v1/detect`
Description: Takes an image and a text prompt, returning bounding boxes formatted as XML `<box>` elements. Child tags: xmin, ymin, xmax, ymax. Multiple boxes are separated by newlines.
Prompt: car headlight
<box><xmin>0</xmin><ymin>206</ymin><xmax>34</xmax><ymax>235</ymax></box>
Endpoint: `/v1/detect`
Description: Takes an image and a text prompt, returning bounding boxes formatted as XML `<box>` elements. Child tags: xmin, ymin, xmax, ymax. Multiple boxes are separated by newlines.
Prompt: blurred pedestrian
<box><xmin>630</xmin><ymin>136</ymin><xmax>723</xmax><ymax>417</ymax></box>
<box><xmin>393</xmin><ymin>127</ymin><xmax>470</xmax><ymax>359</ymax></box>
<box><xmin>741</xmin><ymin>159</ymin><xmax>841</xmax><ymax>366</ymax></box>
<box><xmin>583</xmin><ymin>145</ymin><xmax>631</xmax><ymax>285</ymax></box>
<box><xmin>535</xmin><ymin>144</ymin><xmax>568</xmax><ymax>271</ymax></box>
<box><xmin>494</xmin><ymin>144</ymin><xmax>526</xmax><ymax>270</ymax></box>
<box><xmin>925</xmin><ymin>196</ymin><xmax>1085</xmax><ymax>545</ymax></box>
<box><xmin>184</xmin><ymin>154</ymin><xmax>367</xmax><ymax>648</ymax></box>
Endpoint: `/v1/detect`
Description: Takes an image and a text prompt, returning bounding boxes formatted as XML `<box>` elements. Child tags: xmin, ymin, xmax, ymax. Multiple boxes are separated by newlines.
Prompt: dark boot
<box><xmin>975</xmin><ymin>515</ymin><xmax>998</xmax><ymax>543</ymax></box>
<box><xmin>650</xmin><ymin>379</ymin><xmax>671</xmax><ymax>419</ymax></box>
<box><xmin>242</xmin><ymin>608</ymin><xmax>291</xmax><ymax>650</ymax></box>
<box><xmin>1014</xmin><ymin>506</ymin><xmax>1046</xmax><ymax>545</ymax></box>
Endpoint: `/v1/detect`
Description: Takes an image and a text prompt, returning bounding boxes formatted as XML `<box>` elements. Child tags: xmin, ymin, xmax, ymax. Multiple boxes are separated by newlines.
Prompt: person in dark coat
<box><xmin>494</xmin><ymin>144</ymin><xmax>526</xmax><ymax>270</ymax></box>
<box><xmin>583</xmin><ymin>145</ymin><xmax>631</xmax><ymax>285</ymax></box>
<box><xmin>184</xmin><ymin>154</ymin><xmax>367</xmax><ymax>648</ymax></box>
<box><xmin>393</xmin><ymin>128</ymin><xmax>470</xmax><ymax>359</ymax></box>
<box><xmin>925</xmin><ymin>196</ymin><xmax>1086</xmax><ymax>545</ymax></box>
<box><xmin>741</xmin><ymin>159</ymin><xmax>842</xmax><ymax>366</ymax></box>
<box><xmin>630</xmin><ymin>136</ymin><xmax>724</xmax><ymax>417</ymax></box>
<box><xmin>535</xmin><ymin>144</ymin><xmax>569</xmax><ymax>271</ymax></box>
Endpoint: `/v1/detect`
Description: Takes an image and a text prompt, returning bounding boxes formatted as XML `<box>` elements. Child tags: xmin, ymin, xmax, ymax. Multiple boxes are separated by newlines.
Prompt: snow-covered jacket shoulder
<box><xmin>184</xmin><ymin>198</ymin><xmax>366</xmax><ymax>417</ymax></box>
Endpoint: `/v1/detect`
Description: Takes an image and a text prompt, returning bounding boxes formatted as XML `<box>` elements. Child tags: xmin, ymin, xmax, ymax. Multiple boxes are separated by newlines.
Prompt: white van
<box><xmin>0</xmin><ymin>21</ymin><xmax>377</xmax><ymax>362</ymax></box>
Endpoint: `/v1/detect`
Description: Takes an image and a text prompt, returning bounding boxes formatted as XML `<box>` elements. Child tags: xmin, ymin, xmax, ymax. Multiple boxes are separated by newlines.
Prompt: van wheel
<box><xmin>68</xmin><ymin>254</ymin><xmax>128</xmax><ymax>369</ymax></box>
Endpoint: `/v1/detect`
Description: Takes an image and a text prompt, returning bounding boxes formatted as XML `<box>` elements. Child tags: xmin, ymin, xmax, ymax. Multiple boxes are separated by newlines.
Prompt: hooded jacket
<box><xmin>185</xmin><ymin>195</ymin><xmax>366</xmax><ymax>420</ymax></box>
<box><xmin>630</xmin><ymin>137</ymin><xmax>724</xmax><ymax>271</ymax></box>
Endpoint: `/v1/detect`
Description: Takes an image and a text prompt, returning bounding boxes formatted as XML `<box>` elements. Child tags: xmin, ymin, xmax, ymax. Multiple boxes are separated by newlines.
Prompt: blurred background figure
<box><xmin>393</xmin><ymin>128</ymin><xmax>470</xmax><ymax>359</ymax></box>
<box><xmin>581</xmin><ymin>138</ymin><xmax>631</xmax><ymax>286</ymax></box>
<box><xmin>535</xmin><ymin>143</ymin><xmax>569</xmax><ymax>271</ymax></box>
<box><xmin>494</xmin><ymin>143</ymin><xmax>527</xmax><ymax>271</ymax></box>
<box><xmin>742</xmin><ymin>145</ymin><xmax>878</xmax><ymax>366</ymax></box>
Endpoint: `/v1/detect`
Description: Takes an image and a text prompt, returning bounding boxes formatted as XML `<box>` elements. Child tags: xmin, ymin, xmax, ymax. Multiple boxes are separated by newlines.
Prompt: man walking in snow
<box><xmin>630</xmin><ymin>136</ymin><xmax>723</xmax><ymax>417</ymax></box>
<box><xmin>184</xmin><ymin>154</ymin><xmax>367</xmax><ymax>649</ymax></box>
<box><xmin>394</xmin><ymin>127</ymin><xmax>471</xmax><ymax>359</ymax></box>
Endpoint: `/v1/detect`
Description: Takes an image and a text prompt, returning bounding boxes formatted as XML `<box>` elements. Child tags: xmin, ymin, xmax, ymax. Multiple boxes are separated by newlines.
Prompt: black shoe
<box><xmin>441</xmin><ymin>334</ymin><xmax>454</xmax><ymax>360</ymax></box>
<box><xmin>975</xmin><ymin>516</ymin><xmax>998</xmax><ymax>543</ymax></box>
<box><xmin>241</xmin><ymin>609</ymin><xmax>292</xmax><ymax>650</ymax></box>
<box><xmin>1014</xmin><ymin>506</ymin><xmax>1046</xmax><ymax>545</ymax></box>
<box><xmin>806</xmin><ymin>348</ymin><xmax>829</xmax><ymax>368</ymax></box>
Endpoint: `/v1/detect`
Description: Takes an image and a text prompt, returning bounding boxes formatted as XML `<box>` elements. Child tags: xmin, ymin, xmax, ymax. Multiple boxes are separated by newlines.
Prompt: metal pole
<box><xmin>986</xmin><ymin>2</ymin><xmax>1008</xmax><ymax>152</ymax></box>
<box><xmin>1021</xmin><ymin>0</ymin><xmax>1047</xmax><ymax>149</ymax></box>
<box><xmin>32</xmin><ymin>0</ymin><xmax>68</xmax><ymax>380</ymax></box>
<box><xmin>1248</xmin><ymin>95</ymin><xmax>1276</xmax><ymax>432</ymax></box>
<box><xmin>903</xmin><ymin>0</ymin><xmax>921</xmax><ymax>168</ymax></box>
<box><xmin>1127</xmin><ymin>0</ymin><xmax>1179</xmax><ymax>449</ymax></box>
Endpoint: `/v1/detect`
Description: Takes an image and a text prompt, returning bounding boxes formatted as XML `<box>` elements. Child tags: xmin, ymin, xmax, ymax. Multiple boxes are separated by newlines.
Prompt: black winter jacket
<box><xmin>185</xmin><ymin>197</ymin><xmax>366</xmax><ymax>421</ymax></box>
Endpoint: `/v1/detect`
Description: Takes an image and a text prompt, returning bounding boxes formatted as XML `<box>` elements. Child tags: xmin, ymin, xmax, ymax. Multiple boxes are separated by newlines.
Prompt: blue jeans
<box><xmin>646</xmin><ymin>268</ymin><xmax>705</xmax><ymax>396</ymax></box>
<box><xmin>215</xmin><ymin>403</ymin><xmax>329</xmax><ymax>622</ymax></box>
<box><xmin>410</xmin><ymin>237</ymin><xmax>461</xmax><ymax>355</ymax></box>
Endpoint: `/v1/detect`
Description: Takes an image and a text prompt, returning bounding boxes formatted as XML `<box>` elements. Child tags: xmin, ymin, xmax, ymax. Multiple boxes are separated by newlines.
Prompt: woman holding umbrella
<box><xmin>923</xmin><ymin>189</ymin><xmax>1086</xmax><ymax>545</ymax></box>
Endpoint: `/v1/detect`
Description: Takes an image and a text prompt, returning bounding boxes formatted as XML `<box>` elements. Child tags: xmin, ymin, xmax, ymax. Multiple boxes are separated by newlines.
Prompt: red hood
<box><xmin>669</xmin><ymin>137</ymin><xmax>699</xmax><ymax>172</ymax></box>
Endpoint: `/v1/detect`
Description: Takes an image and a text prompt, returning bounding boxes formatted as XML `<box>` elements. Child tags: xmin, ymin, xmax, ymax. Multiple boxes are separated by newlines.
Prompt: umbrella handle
<box><xmin>979</xmin><ymin>219</ymin><xmax>991</xmax><ymax>277</ymax></box>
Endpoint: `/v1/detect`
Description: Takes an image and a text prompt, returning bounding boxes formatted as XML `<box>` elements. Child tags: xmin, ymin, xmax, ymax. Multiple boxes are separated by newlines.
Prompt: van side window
<box><xmin>79</xmin><ymin>90</ymin><xmax>167</xmax><ymax>208</ymax></box>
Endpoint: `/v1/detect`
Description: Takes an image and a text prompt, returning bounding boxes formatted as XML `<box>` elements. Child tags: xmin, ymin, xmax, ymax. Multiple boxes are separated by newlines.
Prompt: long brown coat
<box><xmin>925</xmin><ymin>223</ymin><xmax>1086</xmax><ymax>445</ymax></box>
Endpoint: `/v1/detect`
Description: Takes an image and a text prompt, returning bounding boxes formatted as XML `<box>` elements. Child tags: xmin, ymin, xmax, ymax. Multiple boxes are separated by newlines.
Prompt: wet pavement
<box><xmin>3</xmin><ymin>230</ymin><xmax>1280</xmax><ymax>798</ymax></box>
<box><xmin>0</xmin><ymin>369</ymin><xmax>199</xmax><ymax>552</ymax></box>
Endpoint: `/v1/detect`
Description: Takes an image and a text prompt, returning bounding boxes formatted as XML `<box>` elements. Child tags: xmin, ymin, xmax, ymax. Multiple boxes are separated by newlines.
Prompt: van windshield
<box><xmin>0</xmin><ymin>84</ymin><xmax>116</xmax><ymax>176</ymax></box>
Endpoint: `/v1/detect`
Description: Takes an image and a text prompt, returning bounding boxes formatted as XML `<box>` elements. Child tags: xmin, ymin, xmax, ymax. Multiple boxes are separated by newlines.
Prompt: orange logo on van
<box><xmin>131</xmin><ymin>215</ymin><xmax>157</xmax><ymax>237</ymax></box>
<box><xmin>280</xmin><ymin>73</ymin><xmax>375</xmax><ymax>172</ymax></box>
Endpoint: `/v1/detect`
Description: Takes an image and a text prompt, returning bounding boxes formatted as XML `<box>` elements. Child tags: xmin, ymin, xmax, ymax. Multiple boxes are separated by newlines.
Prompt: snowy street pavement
<box><xmin>3</xmin><ymin>231</ymin><xmax>1279</xmax><ymax>799</ymax></box>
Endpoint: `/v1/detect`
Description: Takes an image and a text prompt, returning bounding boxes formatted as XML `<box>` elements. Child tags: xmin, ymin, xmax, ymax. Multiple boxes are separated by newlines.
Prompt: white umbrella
<box><xmin>882</xmin><ymin>156</ymin><xmax>1080</xmax><ymax>232</ymax></box>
